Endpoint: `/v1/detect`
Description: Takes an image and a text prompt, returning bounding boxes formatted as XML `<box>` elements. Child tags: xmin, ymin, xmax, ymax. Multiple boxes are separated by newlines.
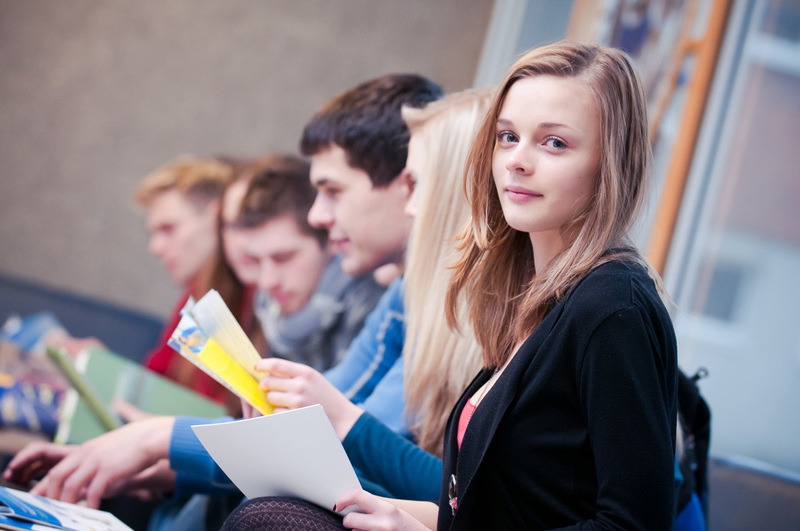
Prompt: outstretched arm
<box><xmin>343</xmin><ymin>412</ymin><xmax>441</xmax><ymax>501</ymax></box>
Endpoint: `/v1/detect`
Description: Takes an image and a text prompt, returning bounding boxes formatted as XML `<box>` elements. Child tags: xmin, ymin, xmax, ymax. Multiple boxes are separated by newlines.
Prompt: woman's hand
<box><xmin>334</xmin><ymin>489</ymin><xmax>434</xmax><ymax>531</ymax></box>
<box><xmin>255</xmin><ymin>358</ymin><xmax>363</xmax><ymax>440</ymax></box>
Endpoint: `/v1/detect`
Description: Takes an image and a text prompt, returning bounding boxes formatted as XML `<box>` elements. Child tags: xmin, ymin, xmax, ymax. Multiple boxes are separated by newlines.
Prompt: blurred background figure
<box><xmin>133</xmin><ymin>157</ymin><xmax>242</xmax><ymax>411</ymax></box>
<box><xmin>232</xmin><ymin>154</ymin><xmax>386</xmax><ymax>371</ymax></box>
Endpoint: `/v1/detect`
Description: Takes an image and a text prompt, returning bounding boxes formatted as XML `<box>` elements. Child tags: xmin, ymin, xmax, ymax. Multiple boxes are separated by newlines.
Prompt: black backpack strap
<box><xmin>677</xmin><ymin>368</ymin><xmax>712</xmax><ymax>513</ymax></box>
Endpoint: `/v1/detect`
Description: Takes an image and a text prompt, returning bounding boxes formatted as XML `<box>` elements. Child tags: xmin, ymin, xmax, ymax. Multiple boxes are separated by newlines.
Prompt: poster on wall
<box><xmin>570</xmin><ymin>0</ymin><xmax>697</xmax><ymax>136</ymax></box>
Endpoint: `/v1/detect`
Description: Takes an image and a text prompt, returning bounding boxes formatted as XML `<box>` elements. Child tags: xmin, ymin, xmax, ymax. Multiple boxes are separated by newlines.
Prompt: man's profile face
<box><xmin>146</xmin><ymin>189</ymin><xmax>218</xmax><ymax>287</ymax></box>
<box><xmin>307</xmin><ymin>144</ymin><xmax>412</xmax><ymax>277</ymax></box>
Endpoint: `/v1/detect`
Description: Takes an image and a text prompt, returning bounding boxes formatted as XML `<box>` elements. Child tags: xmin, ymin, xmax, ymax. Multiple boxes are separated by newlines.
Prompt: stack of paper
<box><xmin>168</xmin><ymin>290</ymin><xmax>273</xmax><ymax>415</ymax></box>
<box><xmin>0</xmin><ymin>485</ymin><xmax>132</xmax><ymax>531</ymax></box>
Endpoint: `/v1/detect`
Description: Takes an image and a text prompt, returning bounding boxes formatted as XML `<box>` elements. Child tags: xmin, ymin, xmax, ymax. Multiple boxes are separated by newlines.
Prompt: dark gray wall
<box><xmin>0</xmin><ymin>0</ymin><xmax>493</xmax><ymax>317</ymax></box>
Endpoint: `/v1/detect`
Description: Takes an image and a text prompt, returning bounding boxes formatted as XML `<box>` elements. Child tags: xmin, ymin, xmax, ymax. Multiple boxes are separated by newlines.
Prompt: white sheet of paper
<box><xmin>191</xmin><ymin>404</ymin><xmax>361</xmax><ymax>514</ymax></box>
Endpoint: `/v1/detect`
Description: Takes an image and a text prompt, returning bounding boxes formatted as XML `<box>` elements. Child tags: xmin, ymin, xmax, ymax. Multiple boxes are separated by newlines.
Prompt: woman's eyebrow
<box><xmin>496</xmin><ymin>118</ymin><xmax>576</xmax><ymax>132</ymax></box>
<box><xmin>539</xmin><ymin>122</ymin><xmax>568</xmax><ymax>130</ymax></box>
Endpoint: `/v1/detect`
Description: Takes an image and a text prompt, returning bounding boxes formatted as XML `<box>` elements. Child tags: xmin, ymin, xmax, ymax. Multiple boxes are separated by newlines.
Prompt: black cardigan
<box><xmin>438</xmin><ymin>261</ymin><xmax>678</xmax><ymax>530</ymax></box>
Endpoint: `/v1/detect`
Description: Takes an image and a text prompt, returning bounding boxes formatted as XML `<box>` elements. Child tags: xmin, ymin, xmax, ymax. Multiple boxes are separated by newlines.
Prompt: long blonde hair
<box><xmin>447</xmin><ymin>41</ymin><xmax>660</xmax><ymax>367</ymax></box>
<box><xmin>402</xmin><ymin>89</ymin><xmax>493</xmax><ymax>455</ymax></box>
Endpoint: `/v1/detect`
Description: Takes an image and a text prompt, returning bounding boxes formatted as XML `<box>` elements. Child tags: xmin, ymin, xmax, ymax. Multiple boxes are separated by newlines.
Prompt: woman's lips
<box><xmin>504</xmin><ymin>185</ymin><xmax>542</xmax><ymax>202</ymax></box>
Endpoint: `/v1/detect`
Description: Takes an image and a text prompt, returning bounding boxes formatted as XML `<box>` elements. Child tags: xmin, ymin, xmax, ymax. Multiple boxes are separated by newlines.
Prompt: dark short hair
<box><xmin>237</xmin><ymin>154</ymin><xmax>327</xmax><ymax>247</ymax></box>
<box><xmin>300</xmin><ymin>74</ymin><xmax>443</xmax><ymax>187</ymax></box>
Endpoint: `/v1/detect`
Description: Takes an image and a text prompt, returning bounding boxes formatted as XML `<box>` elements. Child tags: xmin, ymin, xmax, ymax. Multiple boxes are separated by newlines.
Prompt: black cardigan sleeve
<box><xmin>571</xmin><ymin>305</ymin><xmax>677</xmax><ymax>530</ymax></box>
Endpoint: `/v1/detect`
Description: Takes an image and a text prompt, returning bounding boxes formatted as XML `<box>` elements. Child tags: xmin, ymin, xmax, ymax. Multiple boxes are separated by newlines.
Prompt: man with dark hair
<box><xmin>301</xmin><ymin>74</ymin><xmax>442</xmax><ymax>188</ymax></box>
<box><xmin>302</xmin><ymin>74</ymin><xmax>443</xmax><ymax>278</ymax></box>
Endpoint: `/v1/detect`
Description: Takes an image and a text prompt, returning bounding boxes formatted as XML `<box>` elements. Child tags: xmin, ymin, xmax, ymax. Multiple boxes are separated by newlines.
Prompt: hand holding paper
<box><xmin>192</xmin><ymin>405</ymin><xmax>361</xmax><ymax>515</ymax></box>
<box><xmin>255</xmin><ymin>357</ymin><xmax>363</xmax><ymax>440</ymax></box>
<box><xmin>168</xmin><ymin>290</ymin><xmax>273</xmax><ymax>415</ymax></box>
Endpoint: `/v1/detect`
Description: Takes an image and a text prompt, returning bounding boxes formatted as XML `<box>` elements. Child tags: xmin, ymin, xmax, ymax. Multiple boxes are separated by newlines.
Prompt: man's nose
<box><xmin>308</xmin><ymin>194</ymin><xmax>334</xmax><ymax>229</ymax></box>
<box><xmin>257</xmin><ymin>262</ymin><xmax>280</xmax><ymax>291</ymax></box>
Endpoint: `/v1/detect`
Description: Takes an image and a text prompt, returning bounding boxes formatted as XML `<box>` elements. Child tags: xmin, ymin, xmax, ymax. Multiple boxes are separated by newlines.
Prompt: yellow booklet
<box><xmin>168</xmin><ymin>290</ymin><xmax>273</xmax><ymax>415</ymax></box>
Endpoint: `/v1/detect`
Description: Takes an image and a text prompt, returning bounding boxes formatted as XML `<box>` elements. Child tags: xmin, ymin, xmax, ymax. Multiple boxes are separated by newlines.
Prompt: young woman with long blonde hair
<box><xmin>400</xmin><ymin>89</ymin><xmax>489</xmax><ymax>456</ymax></box>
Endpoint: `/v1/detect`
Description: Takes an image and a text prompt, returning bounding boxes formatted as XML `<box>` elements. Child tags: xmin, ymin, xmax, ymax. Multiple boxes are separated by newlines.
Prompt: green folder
<box><xmin>48</xmin><ymin>346</ymin><xmax>226</xmax><ymax>444</ymax></box>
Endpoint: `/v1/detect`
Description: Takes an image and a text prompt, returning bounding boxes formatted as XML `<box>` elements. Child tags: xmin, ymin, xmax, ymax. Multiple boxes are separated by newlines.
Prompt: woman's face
<box><xmin>491</xmin><ymin>74</ymin><xmax>601</xmax><ymax>253</ymax></box>
<box><xmin>403</xmin><ymin>133</ymin><xmax>427</xmax><ymax>219</ymax></box>
<box><xmin>221</xmin><ymin>179</ymin><xmax>260</xmax><ymax>285</ymax></box>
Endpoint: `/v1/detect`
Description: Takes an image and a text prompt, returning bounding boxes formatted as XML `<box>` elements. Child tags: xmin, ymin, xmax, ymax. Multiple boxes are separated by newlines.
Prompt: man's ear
<box><xmin>392</xmin><ymin>168</ymin><xmax>415</xmax><ymax>200</ymax></box>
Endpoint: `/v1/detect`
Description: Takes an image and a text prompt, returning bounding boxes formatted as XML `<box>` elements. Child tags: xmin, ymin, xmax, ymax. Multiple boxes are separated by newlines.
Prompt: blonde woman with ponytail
<box><xmin>401</xmin><ymin>89</ymin><xmax>489</xmax><ymax>457</ymax></box>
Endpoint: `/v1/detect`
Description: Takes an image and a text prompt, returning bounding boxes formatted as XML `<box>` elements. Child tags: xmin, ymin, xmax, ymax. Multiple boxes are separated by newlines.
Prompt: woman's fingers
<box><xmin>254</xmin><ymin>357</ymin><xmax>306</xmax><ymax>376</ymax></box>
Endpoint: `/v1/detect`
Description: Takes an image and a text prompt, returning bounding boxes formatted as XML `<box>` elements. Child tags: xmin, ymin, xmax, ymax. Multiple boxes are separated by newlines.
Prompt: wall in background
<box><xmin>0</xmin><ymin>0</ymin><xmax>493</xmax><ymax>318</ymax></box>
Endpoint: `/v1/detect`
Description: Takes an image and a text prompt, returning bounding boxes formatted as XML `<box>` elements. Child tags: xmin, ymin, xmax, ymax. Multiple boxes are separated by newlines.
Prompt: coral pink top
<box><xmin>457</xmin><ymin>399</ymin><xmax>478</xmax><ymax>449</ymax></box>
